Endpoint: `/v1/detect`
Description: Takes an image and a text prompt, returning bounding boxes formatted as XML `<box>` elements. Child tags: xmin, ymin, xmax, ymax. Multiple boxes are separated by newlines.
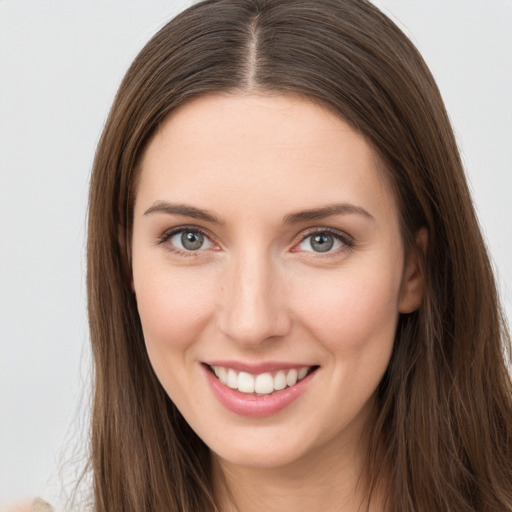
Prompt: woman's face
<box><xmin>131</xmin><ymin>94</ymin><xmax>423</xmax><ymax>469</ymax></box>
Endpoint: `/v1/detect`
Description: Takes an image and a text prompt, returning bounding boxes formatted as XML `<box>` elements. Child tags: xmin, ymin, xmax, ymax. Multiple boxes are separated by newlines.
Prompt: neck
<box><xmin>212</xmin><ymin>419</ymin><xmax>388</xmax><ymax>512</ymax></box>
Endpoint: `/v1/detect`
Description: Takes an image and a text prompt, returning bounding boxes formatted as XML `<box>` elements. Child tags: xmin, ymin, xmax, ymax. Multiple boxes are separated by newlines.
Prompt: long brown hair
<box><xmin>86</xmin><ymin>1</ymin><xmax>512</xmax><ymax>510</ymax></box>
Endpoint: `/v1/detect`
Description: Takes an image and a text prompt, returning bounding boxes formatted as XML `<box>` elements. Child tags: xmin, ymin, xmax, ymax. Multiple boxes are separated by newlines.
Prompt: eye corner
<box><xmin>156</xmin><ymin>225</ymin><xmax>219</xmax><ymax>255</ymax></box>
<box><xmin>290</xmin><ymin>227</ymin><xmax>354</xmax><ymax>256</ymax></box>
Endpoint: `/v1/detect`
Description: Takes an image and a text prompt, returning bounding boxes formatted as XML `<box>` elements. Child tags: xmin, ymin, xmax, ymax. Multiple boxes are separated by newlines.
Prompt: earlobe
<box><xmin>398</xmin><ymin>228</ymin><xmax>428</xmax><ymax>314</ymax></box>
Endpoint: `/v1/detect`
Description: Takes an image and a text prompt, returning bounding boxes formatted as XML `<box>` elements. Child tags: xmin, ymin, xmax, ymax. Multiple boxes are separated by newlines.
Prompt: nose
<box><xmin>217</xmin><ymin>248</ymin><xmax>292</xmax><ymax>346</ymax></box>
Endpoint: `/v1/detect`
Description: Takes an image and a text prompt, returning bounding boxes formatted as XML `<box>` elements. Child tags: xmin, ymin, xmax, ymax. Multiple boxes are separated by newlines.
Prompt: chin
<box><xmin>213</xmin><ymin>440</ymin><xmax>315</xmax><ymax>470</ymax></box>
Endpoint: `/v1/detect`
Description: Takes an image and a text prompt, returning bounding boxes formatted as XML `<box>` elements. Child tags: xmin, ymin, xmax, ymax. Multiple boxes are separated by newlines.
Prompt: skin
<box><xmin>131</xmin><ymin>93</ymin><xmax>424</xmax><ymax>511</ymax></box>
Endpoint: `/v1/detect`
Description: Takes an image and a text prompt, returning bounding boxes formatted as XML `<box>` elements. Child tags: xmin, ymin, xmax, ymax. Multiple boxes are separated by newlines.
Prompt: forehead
<box><xmin>136</xmin><ymin>93</ymin><xmax>397</xmax><ymax>221</ymax></box>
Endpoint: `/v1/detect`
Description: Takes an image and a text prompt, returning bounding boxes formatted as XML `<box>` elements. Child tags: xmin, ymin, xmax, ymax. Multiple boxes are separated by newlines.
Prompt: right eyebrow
<box><xmin>143</xmin><ymin>201</ymin><xmax>224</xmax><ymax>224</ymax></box>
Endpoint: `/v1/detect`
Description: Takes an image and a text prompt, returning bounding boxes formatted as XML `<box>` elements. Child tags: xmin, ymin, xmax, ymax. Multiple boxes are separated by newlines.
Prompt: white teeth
<box><xmin>227</xmin><ymin>369</ymin><xmax>238</xmax><ymax>389</ymax></box>
<box><xmin>212</xmin><ymin>365</ymin><xmax>313</xmax><ymax>395</ymax></box>
<box><xmin>238</xmin><ymin>372</ymin><xmax>255</xmax><ymax>393</ymax></box>
<box><xmin>286</xmin><ymin>369</ymin><xmax>298</xmax><ymax>386</ymax></box>
<box><xmin>298</xmin><ymin>367</ymin><xmax>308</xmax><ymax>380</ymax></box>
<box><xmin>274</xmin><ymin>371</ymin><xmax>287</xmax><ymax>391</ymax></box>
<box><xmin>255</xmin><ymin>373</ymin><xmax>274</xmax><ymax>394</ymax></box>
<box><xmin>217</xmin><ymin>366</ymin><xmax>227</xmax><ymax>385</ymax></box>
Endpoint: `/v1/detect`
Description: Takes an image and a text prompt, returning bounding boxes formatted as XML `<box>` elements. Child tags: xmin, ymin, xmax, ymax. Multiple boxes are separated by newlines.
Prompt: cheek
<box><xmin>133</xmin><ymin>264</ymin><xmax>217</xmax><ymax>357</ymax></box>
<box><xmin>297</xmin><ymin>262</ymin><xmax>402</xmax><ymax>355</ymax></box>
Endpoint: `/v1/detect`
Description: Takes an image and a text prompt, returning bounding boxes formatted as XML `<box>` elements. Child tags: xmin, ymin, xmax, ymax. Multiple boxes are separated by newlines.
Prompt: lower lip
<box><xmin>203</xmin><ymin>365</ymin><xmax>316</xmax><ymax>418</ymax></box>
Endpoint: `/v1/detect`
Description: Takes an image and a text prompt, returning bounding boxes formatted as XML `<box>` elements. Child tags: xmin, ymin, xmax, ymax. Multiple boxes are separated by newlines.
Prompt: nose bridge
<box><xmin>218</xmin><ymin>245</ymin><xmax>289</xmax><ymax>345</ymax></box>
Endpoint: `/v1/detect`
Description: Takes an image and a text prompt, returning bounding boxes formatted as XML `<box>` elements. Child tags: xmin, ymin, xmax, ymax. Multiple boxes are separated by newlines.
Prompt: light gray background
<box><xmin>1</xmin><ymin>1</ymin><xmax>511</xmax><ymax>508</ymax></box>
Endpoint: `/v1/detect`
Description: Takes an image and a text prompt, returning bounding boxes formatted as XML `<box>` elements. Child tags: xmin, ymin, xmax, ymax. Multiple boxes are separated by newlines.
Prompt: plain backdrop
<box><xmin>0</xmin><ymin>1</ymin><xmax>511</xmax><ymax>508</ymax></box>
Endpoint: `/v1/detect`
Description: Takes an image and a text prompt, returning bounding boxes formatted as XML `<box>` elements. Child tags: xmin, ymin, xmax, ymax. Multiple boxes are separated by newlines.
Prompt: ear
<box><xmin>398</xmin><ymin>228</ymin><xmax>428</xmax><ymax>313</ymax></box>
<box><xmin>118</xmin><ymin>224</ymin><xmax>135</xmax><ymax>293</ymax></box>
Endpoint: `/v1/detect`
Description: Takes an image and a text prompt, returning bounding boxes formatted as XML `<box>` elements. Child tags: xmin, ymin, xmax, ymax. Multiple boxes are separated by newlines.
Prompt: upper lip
<box><xmin>203</xmin><ymin>360</ymin><xmax>318</xmax><ymax>374</ymax></box>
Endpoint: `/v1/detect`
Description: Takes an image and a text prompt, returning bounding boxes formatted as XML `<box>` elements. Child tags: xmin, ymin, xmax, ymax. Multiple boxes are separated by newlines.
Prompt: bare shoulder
<box><xmin>3</xmin><ymin>499</ymin><xmax>53</xmax><ymax>512</ymax></box>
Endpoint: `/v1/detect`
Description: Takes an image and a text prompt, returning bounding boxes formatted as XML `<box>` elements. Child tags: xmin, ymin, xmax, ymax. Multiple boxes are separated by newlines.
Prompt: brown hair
<box><xmin>86</xmin><ymin>1</ymin><xmax>512</xmax><ymax>510</ymax></box>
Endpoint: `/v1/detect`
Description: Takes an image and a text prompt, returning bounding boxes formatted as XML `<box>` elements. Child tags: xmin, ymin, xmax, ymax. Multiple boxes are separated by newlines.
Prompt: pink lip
<box><xmin>202</xmin><ymin>363</ymin><xmax>317</xmax><ymax>418</ymax></box>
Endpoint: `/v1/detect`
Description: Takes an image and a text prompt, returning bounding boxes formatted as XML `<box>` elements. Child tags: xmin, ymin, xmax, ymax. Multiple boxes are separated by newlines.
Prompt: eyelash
<box><xmin>156</xmin><ymin>226</ymin><xmax>216</xmax><ymax>257</ymax></box>
<box><xmin>156</xmin><ymin>226</ymin><xmax>354</xmax><ymax>257</ymax></box>
<box><xmin>295</xmin><ymin>227</ymin><xmax>354</xmax><ymax>255</ymax></box>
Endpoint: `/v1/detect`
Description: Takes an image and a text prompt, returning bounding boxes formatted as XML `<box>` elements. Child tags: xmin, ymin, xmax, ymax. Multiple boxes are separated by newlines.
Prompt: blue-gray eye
<box><xmin>298</xmin><ymin>232</ymin><xmax>344</xmax><ymax>253</ymax></box>
<box><xmin>170</xmin><ymin>230</ymin><xmax>213</xmax><ymax>251</ymax></box>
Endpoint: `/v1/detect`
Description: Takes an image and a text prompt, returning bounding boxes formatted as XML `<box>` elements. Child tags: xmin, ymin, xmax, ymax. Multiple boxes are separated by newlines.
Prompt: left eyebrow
<box><xmin>283</xmin><ymin>203</ymin><xmax>374</xmax><ymax>224</ymax></box>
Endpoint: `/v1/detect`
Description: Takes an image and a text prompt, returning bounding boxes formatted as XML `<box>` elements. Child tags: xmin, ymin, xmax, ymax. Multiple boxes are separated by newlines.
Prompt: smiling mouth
<box><xmin>207</xmin><ymin>364</ymin><xmax>319</xmax><ymax>396</ymax></box>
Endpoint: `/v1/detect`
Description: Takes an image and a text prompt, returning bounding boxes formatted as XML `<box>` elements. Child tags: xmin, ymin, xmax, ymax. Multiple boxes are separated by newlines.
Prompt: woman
<box><xmin>83</xmin><ymin>0</ymin><xmax>512</xmax><ymax>511</ymax></box>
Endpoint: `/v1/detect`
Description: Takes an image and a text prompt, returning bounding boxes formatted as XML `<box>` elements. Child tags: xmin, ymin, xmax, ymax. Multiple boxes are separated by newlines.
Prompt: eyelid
<box><xmin>155</xmin><ymin>224</ymin><xmax>353</xmax><ymax>256</ymax></box>
<box><xmin>291</xmin><ymin>227</ymin><xmax>354</xmax><ymax>253</ymax></box>
<box><xmin>156</xmin><ymin>225</ymin><xmax>219</xmax><ymax>254</ymax></box>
